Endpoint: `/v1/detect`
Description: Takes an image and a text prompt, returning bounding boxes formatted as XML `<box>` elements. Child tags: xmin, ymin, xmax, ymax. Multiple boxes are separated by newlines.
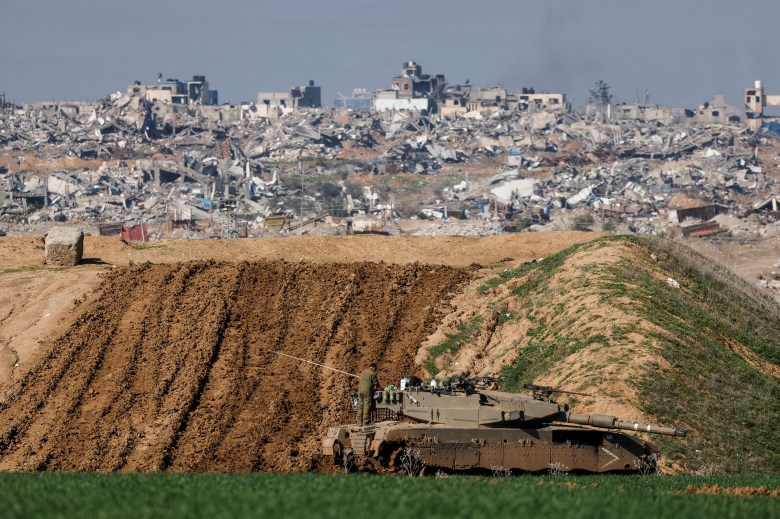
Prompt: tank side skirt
<box><xmin>375</xmin><ymin>426</ymin><xmax>648</xmax><ymax>473</ymax></box>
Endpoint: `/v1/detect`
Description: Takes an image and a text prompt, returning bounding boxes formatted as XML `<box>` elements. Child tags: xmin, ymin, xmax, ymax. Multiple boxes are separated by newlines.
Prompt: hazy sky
<box><xmin>3</xmin><ymin>0</ymin><xmax>779</xmax><ymax>110</ymax></box>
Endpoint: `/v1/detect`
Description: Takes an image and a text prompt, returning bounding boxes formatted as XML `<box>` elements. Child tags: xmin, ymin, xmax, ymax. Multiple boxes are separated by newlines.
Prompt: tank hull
<box><xmin>323</xmin><ymin>421</ymin><xmax>655</xmax><ymax>474</ymax></box>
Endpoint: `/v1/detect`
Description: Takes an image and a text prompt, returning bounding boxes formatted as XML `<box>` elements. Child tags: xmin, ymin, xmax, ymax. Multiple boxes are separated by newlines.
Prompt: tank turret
<box><xmin>371</xmin><ymin>385</ymin><xmax>685</xmax><ymax>437</ymax></box>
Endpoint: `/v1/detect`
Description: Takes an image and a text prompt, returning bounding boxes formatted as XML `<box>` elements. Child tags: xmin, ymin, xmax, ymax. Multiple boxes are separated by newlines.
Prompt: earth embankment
<box><xmin>0</xmin><ymin>260</ymin><xmax>472</xmax><ymax>472</ymax></box>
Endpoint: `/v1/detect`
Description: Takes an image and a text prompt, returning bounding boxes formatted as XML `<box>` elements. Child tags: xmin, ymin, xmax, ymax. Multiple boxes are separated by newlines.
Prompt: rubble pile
<box><xmin>2</xmin><ymin>94</ymin><xmax>779</xmax><ymax>244</ymax></box>
<box><xmin>411</xmin><ymin>220</ymin><xmax>504</xmax><ymax>237</ymax></box>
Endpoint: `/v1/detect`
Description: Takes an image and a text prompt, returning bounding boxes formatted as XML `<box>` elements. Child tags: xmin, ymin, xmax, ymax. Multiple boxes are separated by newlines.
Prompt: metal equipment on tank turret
<box><xmin>322</xmin><ymin>380</ymin><xmax>686</xmax><ymax>474</ymax></box>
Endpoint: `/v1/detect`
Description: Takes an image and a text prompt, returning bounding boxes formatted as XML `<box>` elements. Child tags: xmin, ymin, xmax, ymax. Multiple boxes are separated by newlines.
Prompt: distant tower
<box><xmin>157</xmin><ymin>73</ymin><xmax>162</xmax><ymax>84</ymax></box>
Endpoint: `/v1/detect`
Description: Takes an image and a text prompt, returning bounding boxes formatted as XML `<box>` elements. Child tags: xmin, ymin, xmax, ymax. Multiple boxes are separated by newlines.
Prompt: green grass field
<box><xmin>0</xmin><ymin>473</ymin><xmax>777</xmax><ymax>519</ymax></box>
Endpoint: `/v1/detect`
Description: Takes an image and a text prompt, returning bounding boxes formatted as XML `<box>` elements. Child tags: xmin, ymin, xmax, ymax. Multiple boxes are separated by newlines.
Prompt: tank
<box><xmin>322</xmin><ymin>380</ymin><xmax>686</xmax><ymax>474</ymax></box>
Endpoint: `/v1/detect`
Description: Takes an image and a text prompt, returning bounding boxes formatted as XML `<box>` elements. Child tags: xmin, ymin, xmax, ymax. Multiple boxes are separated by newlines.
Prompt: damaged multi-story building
<box><xmin>613</xmin><ymin>103</ymin><xmax>675</xmax><ymax>124</ymax></box>
<box><xmin>744</xmin><ymin>80</ymin><xmax>780</xmax><ymax>129</ymax></box>
<box><xmin>374</xmin><ymin>61</ymin><xmax>446</xmax><ymax>114</ymax></box>
<box><xmin>128</xmin><ymin>74</ymin><xmax>218</xmax><ymax>106</ymax></box>
<box><xmin>613</xmin><ymin>94</ymin><xmax>739</xmax><ymax>126</ymax></box>
<box><xmin>334</xmin><ymin>88</ymin><xmax>373</xmax><ymax>111</ymax></box>
<box><xmin>257</xmin><ymin>81</ymin><xmax>322</xmax><ymax>109</ymax></box>
<box><xmin>372</xmin><ymin>61</ymin><xmax>568</xmax><ymax>116</ymax></box>
<box><xmin>464</xmin><ymin>86</ymin><xmax>568</xmax><ymax>114</ymax></box>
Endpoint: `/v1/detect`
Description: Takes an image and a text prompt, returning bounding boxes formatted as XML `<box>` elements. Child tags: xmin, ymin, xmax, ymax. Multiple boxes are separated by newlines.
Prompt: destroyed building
<box><xmin>613</xmin><ymin>103</ymin><xmax>675</xmax><ymax>124</ymax></box>
<box><xmin>371</xmin><ymin>61</ymin><xmax>568</xmax><ymax>116</ymax></box>
<box><xmin>2</xmin><ymin>69</ymin><xmax>779</xmax><ymax>261</ymax></box>
<box><xmin>374</xmin><ymin>61</ymin><xmax>445</xmax><ymax>114</ymax></box>
<box><xmin>129</xmin><ymin>74</ymin><xmax>218</xmax><ymax>105</ymax></box>
<box><xmin>334</xmin><ymin>89</ymin><xmax>372</xmax><ymax>111</ymax></box>
<box><xmin>745</xmin><ymin>80</ymin><xmax>780</xmax><ymax>129</ymax></box>
<box><xmin>257</xmin><ymin>80</ymin><xmax>322</xmax><ymax>109</ymax></box>
<box><xmin>22</xmin><ymin>101</ymin><xmax>97</xmax><ymax>117</ymax></box>
<box><xmin>515</xmin><ymin>88</ymin><xmax>568</xmax><ymax>113</ymax></box>
<box><xmin>389</xmin><ymin>61</ymin><xmax>444</xmax><ymax>99</ymax></box>
<box><xmin>465</xmin><ymin>87</ymin><xmax>568</xmax><ymax>114</ymax></box>
<box><xmin>706</xmin><ymin>94</ymin><xmax>741</xmax><ymax>120</ymax></box>
<box><xmin>465</xmin><ymin>85</ymin><xmax>508</xmax><ymax>113</ymax></box>
<box><xmin>688</xmin><ymin>103</ymin><xmax>732</xmax><ymax>125</ymax></box>
<box><xmin>4</xmin><ymin>67</ymin><xmax>780</xmax><ymax>300</ymax></box>
<box><xmin>613</xmin><ymin>96</ymin><xmax>738</xmax><ymax>126</ymax></box>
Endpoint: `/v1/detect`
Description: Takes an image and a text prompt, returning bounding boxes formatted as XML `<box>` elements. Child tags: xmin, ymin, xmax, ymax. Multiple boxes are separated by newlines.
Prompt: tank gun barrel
<box><xmin>524</xmin><ymin>383</ymin><xmax>592</xmax><ymax>397</ymax></box>
<box><xmin>565</xmin><ymin>413</ymin><xmax>686</xmax><ymax>437</ymax></box>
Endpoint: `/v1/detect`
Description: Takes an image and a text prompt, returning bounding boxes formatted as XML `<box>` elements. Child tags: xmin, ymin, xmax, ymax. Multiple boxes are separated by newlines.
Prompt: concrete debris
<box><xmin>44</xmin><ymin>226</ymin><xmax>83</xmax><ymax>265</ymax></box>
<box><xmin>411</xmin><ymin>220</ymin><xmax>504</xmax><ymax>237</ymax></box>
<box><xmin>2</xmin><ymin>92</ymin><xmax>779</xmax><ymax>243</ymax></box>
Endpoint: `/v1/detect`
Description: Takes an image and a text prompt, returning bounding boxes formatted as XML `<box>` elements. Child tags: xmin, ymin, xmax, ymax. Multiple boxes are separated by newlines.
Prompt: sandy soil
<box><xmin>0</xmin><ymin>154</ymin><xmax>114</xmax><ymax>174</ymax></box>
<box><xmin>0</xmin><ymin>232</ymin><xmax>597</xmax><ymax>386</ymax></box>
<box><xmin>1</xmin><ymin>232</ymin><xmax>598</xmax><ymax>269</ymax></box>
<box><xmin>682</xmin><ymin>235</ymin><xmax>780</xmax><ymax>285</ymax></box>
<box><xmin>0</xmin><ymin>269</ymin><xmax>102</xmax><ymax>391</ymax></box>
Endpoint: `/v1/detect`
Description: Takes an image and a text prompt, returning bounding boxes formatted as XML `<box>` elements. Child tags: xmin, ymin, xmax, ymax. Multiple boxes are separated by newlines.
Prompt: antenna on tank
<box><xmin>269</xmin><ymin>350</ymin><xmax>360</xmax><ymax>378</ymax></box>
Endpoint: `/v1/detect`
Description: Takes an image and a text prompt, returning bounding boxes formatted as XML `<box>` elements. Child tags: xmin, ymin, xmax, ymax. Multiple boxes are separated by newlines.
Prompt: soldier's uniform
<box><xmin>357</xmin><ymin>365</ymin><xmax>379</xmax><ymax>427</ymax></box>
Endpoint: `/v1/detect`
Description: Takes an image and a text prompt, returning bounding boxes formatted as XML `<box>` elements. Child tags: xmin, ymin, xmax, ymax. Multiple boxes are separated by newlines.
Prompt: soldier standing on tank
<box><xmin>357</xmin><ymin>362</ymin><xmax>380</xmax><ymax>427</ymax></box>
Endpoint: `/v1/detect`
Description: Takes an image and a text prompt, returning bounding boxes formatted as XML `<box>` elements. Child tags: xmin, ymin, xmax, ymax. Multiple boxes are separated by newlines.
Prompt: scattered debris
<box><xmin>2</xmin><ymin>87</ymin><xmax>779</xmax><ymax>246</ymax></box>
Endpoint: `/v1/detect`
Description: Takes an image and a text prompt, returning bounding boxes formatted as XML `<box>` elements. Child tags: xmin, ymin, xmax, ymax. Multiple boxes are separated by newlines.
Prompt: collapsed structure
<box><xmin>129</xmin><ymin>74</ymin><xmax>219</xmax><ymax>106</ymax></box>
<box><xmin>257</xmin><ymin>81</ymin><xmax>322</xmax><ymax>110</ymax></box>
<box><xmin>373</xmin><ymin>61</ymin><xmax>568</xmax><ymax>116</ymax></box>
<box><xmin>745</xmin><ymin>80</ymin><xmax>780</xmax><ymax>130</ymax></box>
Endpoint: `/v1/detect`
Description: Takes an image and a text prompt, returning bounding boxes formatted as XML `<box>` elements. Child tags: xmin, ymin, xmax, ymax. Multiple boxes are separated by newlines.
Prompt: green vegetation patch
<box><xmin>423</xmin><ymin>316</ymin><xmax>482</xmax><ymax>375</ymax></box>
<box><xmin>480</xmin><ymin>241</ymin><xmax>588</xmax><ymax>292</ymax></box>
<box><xmin>0</xmin><ymin>472</ymin><xmax>778</xmax><ymax>519</ymax></box>
<box><xmin>596</xmin><ymin>236</ymin><xmax>780</xmax><ymax>473</ymax></box>
<box><xmin>478</xmin><ymin>234</ymin><xmax>780</xmax><ymax>473</ymax></box>
<box><xmin>500</xmin><ymin>334</ymin><xmax>609</xmax><ymax>392</ymax></box>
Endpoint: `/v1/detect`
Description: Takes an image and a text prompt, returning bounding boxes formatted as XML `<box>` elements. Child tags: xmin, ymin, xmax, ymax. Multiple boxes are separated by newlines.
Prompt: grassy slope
<box><xmin>0</xmin><ymin>473</ymin><xmax>778</xmax><ymax>519</ymax></box>
<box><xmin>428</xmin><ymin>235</ymin><xmax>780</xmax><ymax>473</ymax></box>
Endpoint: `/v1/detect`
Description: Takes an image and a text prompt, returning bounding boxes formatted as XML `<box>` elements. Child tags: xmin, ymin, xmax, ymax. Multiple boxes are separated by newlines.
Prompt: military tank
<box><xmin>322</xmin><ymin>380</ymin><xmax>686</xmax><ymax>474</ymax></box>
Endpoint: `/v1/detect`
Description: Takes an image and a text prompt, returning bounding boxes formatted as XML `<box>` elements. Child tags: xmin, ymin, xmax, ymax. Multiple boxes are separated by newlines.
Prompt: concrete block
<box><xmin>45</xmin><ymin>227</ymin><xmax>84</xmax><ymax>266</ymax></box>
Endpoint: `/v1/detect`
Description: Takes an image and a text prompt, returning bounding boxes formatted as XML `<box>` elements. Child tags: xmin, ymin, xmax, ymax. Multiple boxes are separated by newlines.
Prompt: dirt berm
<box><xmin>0</xmin><ymin>260</ymin><xmax>472</xmax><ymax>472</ymax></box>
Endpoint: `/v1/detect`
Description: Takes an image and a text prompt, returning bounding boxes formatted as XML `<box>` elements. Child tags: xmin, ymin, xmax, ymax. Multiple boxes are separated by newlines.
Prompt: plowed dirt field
<box><xmin>0</xmin><ymin>261</ymin><xmax>471</xmax><ymax>471</ymax></box>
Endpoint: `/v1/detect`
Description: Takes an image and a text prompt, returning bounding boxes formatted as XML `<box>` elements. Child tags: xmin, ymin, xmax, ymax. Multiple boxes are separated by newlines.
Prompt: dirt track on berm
<box><xmin>0</xmin><ymin>260</ymin><xmax>472</xmax><ymax>472</ymax></box>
